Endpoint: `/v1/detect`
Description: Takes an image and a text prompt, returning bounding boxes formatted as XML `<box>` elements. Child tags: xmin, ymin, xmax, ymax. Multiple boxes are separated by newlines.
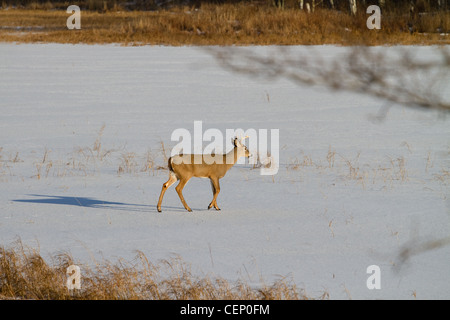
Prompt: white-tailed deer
<box><xmin>157</xmin><ymin>137</ymin><xmax>251</xmax><ymax>212</ymax></box>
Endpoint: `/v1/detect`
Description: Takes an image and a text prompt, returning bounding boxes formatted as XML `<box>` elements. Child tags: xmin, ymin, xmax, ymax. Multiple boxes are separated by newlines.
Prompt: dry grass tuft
<box><xmin>0</xmin><ymin>240</ymin><xmax>316</xmax><ymax>300</ymax></box>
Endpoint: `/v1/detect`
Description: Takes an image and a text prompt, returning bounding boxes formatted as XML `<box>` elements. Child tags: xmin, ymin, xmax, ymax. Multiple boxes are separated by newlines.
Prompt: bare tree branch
<box><xmin>395</xmin><ymin>236</ymin><xmax>450</xmax><ymax>272</ymax></box>
<box><xmin>208</xmin><ymin>46</ymin><xmax>450</xmax><ymax>113</ymax></box>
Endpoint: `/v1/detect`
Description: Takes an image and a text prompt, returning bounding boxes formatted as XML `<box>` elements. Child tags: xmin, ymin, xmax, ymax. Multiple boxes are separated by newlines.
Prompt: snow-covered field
<box><xmin>1</xmin><ymin>43</ymin><xmax>449</xmax><ymax>299</ymax></box>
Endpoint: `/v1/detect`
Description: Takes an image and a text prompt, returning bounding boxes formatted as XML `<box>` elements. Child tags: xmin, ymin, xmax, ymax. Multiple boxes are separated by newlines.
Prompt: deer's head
<box><xmin>233</xmin><ymin>136</ymin><xmax>251</xmax><ymax>159</ymax></box>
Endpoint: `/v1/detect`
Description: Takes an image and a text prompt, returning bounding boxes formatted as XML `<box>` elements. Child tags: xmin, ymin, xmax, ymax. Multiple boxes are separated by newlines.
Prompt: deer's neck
<box><xmin>224</xmin><ymin>147</ymin><xmax>240</xmax><ymax>169</ymax></box>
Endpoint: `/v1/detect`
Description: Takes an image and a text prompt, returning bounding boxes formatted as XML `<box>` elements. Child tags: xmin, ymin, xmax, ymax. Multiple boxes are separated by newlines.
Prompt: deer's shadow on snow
<box><xmin>12</xmin><ymin>194</ymin><xmax>198</xmax><ymax>213</ymax></box>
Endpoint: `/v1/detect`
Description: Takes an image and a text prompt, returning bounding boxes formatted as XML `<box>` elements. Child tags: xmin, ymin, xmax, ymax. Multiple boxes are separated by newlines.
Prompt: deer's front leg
<box><xmin>208</xmin><ymin>177</ymin><xmax>221</xmax><ymax>211</ymax></box>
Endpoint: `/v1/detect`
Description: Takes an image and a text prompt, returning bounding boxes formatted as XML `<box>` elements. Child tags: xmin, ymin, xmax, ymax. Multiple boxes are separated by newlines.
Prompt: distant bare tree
<box><xmin>349</xmin><ymin>0</ymin><xmax>357</xmax><ymax>15</ymax></box>
<box><xmin>274</xmin><ymin>0</ymin><xmax>285</xmax><ymax>9</ymax></box>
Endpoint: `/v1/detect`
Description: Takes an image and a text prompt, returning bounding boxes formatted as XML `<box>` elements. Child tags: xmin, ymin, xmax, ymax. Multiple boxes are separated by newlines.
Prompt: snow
<box><xmin>1</xmin><ymin>43</ymin><xmax>449</xmax><ymax>299</ymax></box>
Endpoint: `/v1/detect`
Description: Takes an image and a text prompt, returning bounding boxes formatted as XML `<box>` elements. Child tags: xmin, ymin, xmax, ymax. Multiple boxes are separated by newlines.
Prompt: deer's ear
<box><xmin>232</xmin><ymin>137</ymin><xmax>238</xmax><ymax>147</ymax></box>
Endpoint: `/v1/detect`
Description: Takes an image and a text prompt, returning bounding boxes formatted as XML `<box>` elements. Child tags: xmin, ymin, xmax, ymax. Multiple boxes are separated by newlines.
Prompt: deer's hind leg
<box><xmin>157</xmin><ymin>172</ymin><xmax>178</xmax><ymax>212</ymax></box>
<box><xmin>175</xmin><ymin>177</ymin><xmax>192</xmax><ymax>212</ymax></box>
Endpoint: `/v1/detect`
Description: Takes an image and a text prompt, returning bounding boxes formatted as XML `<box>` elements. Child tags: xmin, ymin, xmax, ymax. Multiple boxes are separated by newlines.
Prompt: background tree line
<box><xmin>1</xmin><ymin>0</ymin><xmax>448</xmax><ymax>13</ymax></box>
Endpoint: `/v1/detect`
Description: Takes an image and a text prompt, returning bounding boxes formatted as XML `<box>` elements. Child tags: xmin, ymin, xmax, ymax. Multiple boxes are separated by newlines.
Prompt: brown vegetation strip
<box><xmin>0</xmin><ymin>4</ymin><xmax>449</xmax><ymax>46</ymax></box>
<box><xmin>0</xmin><ymin>241</ymin><xmax>317</xmax><ymax>300</ymax></box>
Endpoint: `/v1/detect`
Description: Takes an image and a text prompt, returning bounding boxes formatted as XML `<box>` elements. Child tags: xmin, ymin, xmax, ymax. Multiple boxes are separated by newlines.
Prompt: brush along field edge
<box><xmin>0</xmin><ymin>6</ymin><xmax>449</xmax><ymax>45</ymax></box>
